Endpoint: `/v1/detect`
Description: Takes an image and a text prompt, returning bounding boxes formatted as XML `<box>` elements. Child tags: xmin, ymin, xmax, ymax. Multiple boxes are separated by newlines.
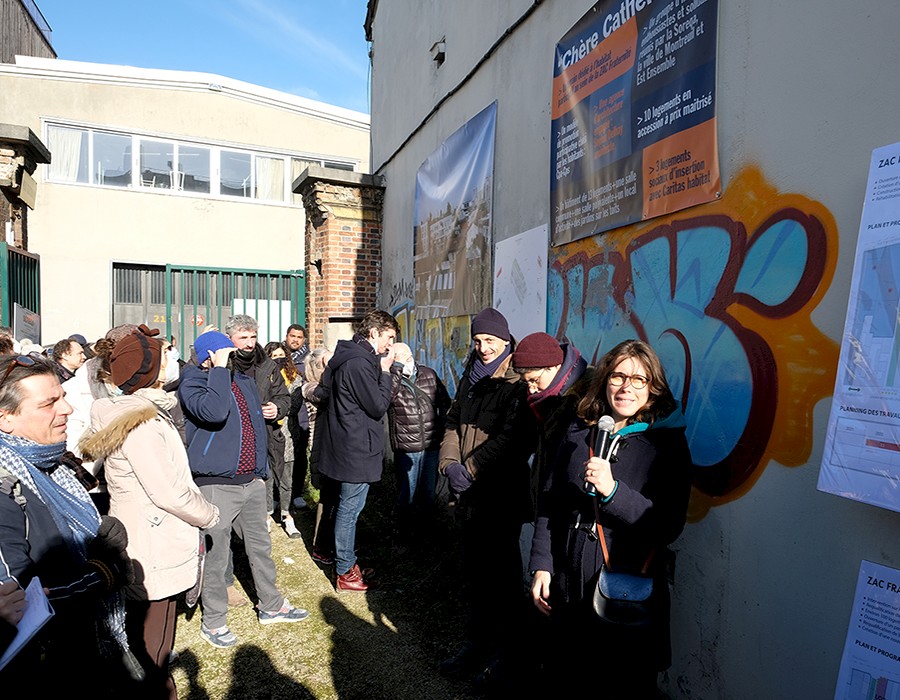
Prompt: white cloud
<box><xmin>228</xmin><ymin>0</ymin><xmax>368</xmax><ymax>80</ymax></box>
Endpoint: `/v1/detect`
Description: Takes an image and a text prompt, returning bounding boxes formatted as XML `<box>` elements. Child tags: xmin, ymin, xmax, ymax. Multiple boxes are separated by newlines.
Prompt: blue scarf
<box><xmin>0</xmin><ymin>433</ymin><xmax>99</xmax><ymax>559</ymax></box>
<box><xmin>468</xmin><ymin>344</ymin><xmax>512</xmax><ymax>384</ymax></box>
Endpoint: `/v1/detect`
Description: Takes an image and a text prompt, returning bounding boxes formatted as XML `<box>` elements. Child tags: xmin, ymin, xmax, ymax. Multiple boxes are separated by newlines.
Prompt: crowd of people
<box><xmin>0</xmin><ymin>307</ymin><xmax>692</xmax><ymax>699</ymax></box>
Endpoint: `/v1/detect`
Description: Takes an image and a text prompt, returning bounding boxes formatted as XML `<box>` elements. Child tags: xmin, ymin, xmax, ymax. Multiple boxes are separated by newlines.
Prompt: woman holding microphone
<box><xmin>529</xmin><ymin>339</ymin><xmax>692</xmax><ymax>698</ymax></box>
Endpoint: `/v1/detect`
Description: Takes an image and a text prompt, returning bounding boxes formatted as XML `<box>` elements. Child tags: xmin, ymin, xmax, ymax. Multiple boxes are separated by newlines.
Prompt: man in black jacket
<box><xmin>0</xmin><ymin>355</ymin><xmax>133</xmax><ymax>691</ymax></box>
<box><xmin>318</xmin><ymin>310</ymin><xmax>398</xmax><ymax>591</ymax></box>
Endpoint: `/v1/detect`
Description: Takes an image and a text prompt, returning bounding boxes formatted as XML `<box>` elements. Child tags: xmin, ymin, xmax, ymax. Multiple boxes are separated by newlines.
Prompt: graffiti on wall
<box><xmin>390</xmin><ymin>297</ymin><xmax>474</xmax><ymax>398</ymax></box>
<box><xmin>549</xmin><ymin>167</ymin><xmax>840</xmax><ymax>517</ymax></box>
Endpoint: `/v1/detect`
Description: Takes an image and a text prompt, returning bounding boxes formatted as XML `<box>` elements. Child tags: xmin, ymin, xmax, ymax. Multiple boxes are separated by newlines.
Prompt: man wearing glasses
<box><xmin>0</xmin><ymin>354</ymin><xmax>134</xmax><ymax>689</ymax></box>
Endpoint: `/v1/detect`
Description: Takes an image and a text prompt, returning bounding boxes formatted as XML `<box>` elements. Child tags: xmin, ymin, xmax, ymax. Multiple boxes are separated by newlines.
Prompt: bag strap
<box><xmin>588</xmin><ymin>441</ymin><xmax>653</xmax><ymax>575</ymax></box>
<box><xmin>0</xmin><ymin>463</ymin><xmax>28</xmax><ymax>540</ymax></box>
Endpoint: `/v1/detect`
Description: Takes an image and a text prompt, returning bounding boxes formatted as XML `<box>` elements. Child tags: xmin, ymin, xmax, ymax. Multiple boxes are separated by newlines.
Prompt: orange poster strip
<box><xmin>641</xmin><ymin>118</ymin><xmax>720</xmax><ymax>220</ymax></box>
<box><xmin>552</xmin><ymin>19</ymin><xmax>637</xmax><ymax>121</ymax></box>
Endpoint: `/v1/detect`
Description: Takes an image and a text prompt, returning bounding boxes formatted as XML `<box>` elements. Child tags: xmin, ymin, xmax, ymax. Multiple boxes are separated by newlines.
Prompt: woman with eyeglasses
<box><xmin>528</xmin><ymin>339</ymin><xmax>692</xmax><ymax>698</ymax></box>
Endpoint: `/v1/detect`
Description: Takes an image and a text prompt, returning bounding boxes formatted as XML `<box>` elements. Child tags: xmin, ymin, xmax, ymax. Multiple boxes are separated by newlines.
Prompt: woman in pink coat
<box><xmin>80</xmin><ymin>325</ymin><xmax>218</xmax><ymax>699</ymax></box>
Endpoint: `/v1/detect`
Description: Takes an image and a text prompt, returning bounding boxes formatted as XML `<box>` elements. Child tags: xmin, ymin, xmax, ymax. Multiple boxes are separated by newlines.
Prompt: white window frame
<box><xmin>43</xmin><ymin>121</ymin><xmax>356</xmax><ymax>207</ymax></box>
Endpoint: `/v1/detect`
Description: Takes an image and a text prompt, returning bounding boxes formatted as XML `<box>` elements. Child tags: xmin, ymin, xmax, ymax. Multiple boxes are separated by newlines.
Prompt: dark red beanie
<box><xmin>471</xmin><ymin>308</ymin><xmax>510</xmax><ymax>341</ymax></box>
<box><xmin>512</xmin><ymin>332</ymin><xmax>563</xmax><ymax>369</ymax></box>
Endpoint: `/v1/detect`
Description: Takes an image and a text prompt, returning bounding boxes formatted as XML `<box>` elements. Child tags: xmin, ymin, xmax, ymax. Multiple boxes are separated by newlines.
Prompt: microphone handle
<box><xmin>584</xmin><ymin>430</ymin><xmax>611</xmax><ymax>496</ymax></box>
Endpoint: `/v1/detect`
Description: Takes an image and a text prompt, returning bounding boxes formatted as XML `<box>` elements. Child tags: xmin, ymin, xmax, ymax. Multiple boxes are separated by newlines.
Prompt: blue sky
<box><xmin>33</xmin><ymin>0</ymin><xmax>372</xmax><ymax>114</ymax></box>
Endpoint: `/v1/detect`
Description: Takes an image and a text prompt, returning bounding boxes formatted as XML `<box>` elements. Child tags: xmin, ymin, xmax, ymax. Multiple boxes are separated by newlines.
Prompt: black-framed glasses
<box><xmin>607</xmin><ymin>371</ymin><xmax>649</xmax><ymax>390</ymax></box>
<box><xmin>0</xmin><ymin>355</ymin><xmax>36</xmax><ymax>391</ymax></box>
<box><xmin>521</xmin><ymin>367</ymin><xmax>549</xmax><ymax>388</ymax></box>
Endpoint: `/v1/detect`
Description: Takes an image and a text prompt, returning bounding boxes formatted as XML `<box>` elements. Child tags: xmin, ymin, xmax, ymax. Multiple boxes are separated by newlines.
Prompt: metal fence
<box><xmin>111</xmin><ymin>262</ymin><xmax>305</xmax><ymax>359</ymax></box>
<box><xmin>0</xmin><ymin>242</ymin><xmax>40</xmax><ymax>327</ymax></box>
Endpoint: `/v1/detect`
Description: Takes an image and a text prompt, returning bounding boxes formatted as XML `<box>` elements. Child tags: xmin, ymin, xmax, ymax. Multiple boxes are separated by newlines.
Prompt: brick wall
<box><xmin>296</xmin><ymin>168</ymin><xmax>385</xmax><ymax>348</ymax></box>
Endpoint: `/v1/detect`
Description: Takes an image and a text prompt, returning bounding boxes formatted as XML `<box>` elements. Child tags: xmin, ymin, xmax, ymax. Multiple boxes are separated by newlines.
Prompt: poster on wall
<box><xmin>493</xmin><ymin>225</ymin><xmax>549</xmax><ymax>341</ymax></box>
<box><xmin>551</xmin><ymin>0</ymin><xmax>720</xmax><ymax>246</ymax></box>
<box><xmin>832</xmin><ymin>560</ymin><xmax>900</xmax><ymax>700</ymax></box>
<box><xmin>818</xmin><ymin>142</ymin><xmax>900</xmax><ymax>513</ymax></box>
<box><xmin>414</xmin><ymin>102</ymin><xmax>496</xmax><ymax>319</ymax></box>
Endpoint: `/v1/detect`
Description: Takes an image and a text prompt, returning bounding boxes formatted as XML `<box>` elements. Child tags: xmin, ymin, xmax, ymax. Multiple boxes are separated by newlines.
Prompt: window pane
<box><xmin>94</xmin><ymin>132</ymin><xmax>132</xmax><ymax>187</ymax></box>
<box><xmin>291</xmin><ymin>158</ymin><xmax>320</xmax><ymax>205</ymax></box>
<box><xmin>47</xmin><ymin>126</ymin><xmax>88</xmax><ymax>183</ymax></box>
<box><xmin>140</xmin><ymin>140</ymin><xmax>174</xmax><ymax>188</ymax></box>
<box><xmin>255</xmin><ymin>156</ymin><xmax>284</xmax><ymax>202</ymax></box>
<box><xmin>179</xmin><ymin>145</ymin><xmax>210</xmax><ymax>194</ymax></box>
<box><xmin>221</xmin><ymin>151</ymin><xmax>251</xmax><ymax>197</ymax></box>
<box><xmin>324</xmin><ymin>160</ymin><xmax>355</xmax><ymax>171</ymax></box>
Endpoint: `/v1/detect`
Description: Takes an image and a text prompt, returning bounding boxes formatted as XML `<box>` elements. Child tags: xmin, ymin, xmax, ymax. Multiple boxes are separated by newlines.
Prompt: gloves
<box><xmin>87</xmin><ymin>515</ymin><xmax>134</xmax><ymax>590</ymax></box>
<box><xmin>445</xmin><ymin>462</ymin><xmax>474</xmax><ymax>497</ymax></box>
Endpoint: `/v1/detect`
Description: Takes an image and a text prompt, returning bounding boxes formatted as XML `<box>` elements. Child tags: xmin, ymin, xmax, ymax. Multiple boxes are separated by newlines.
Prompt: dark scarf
<box><xmin>231</xmin><ymin>343</ymin><xmax>267</xmax><ymax>374</ymax></box>
<box><xmin>468</xmin><ymin>344</ymin><xmax>512</xmax><ymax>384</ymax></box>
<box><xmin>526</xmin><ymin>343</ymin><xmax>586</xmax><ymax>422</ymax></box>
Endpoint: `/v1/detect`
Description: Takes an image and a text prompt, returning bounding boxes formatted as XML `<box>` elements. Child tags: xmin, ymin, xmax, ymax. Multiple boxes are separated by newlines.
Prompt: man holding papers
<box><xmin>0</xmin><ymin>355</ymin><xmax>135</xmax><ymax>694</ymax></box>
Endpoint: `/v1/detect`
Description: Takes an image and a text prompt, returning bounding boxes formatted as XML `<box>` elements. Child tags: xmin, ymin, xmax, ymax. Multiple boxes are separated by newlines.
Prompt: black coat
<box><xmin>439</xmin><ymin>352</ymin><xmax>535</xmax><ymax>522</ymax></box>
<box><xmin>0</xmin><ymin>469</ymin><xmax>114</xmax><ymax>685</ymax></box>
<box><xmin>529</xmin><ymin>414</ymin><xmax>692</xmax><ymax>671</ymax></box>
<box><xmin>317</xmin><ymin>337</ymin><xmax>392</xmax><ymax>484</ymax></box>
<box><xmin>387</xmin><ymin>363</ymin><xmax>450</xmax><ymax>453</ymax></box>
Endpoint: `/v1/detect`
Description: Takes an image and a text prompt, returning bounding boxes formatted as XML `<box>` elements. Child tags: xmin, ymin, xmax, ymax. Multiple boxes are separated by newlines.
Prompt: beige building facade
<box><xmin>0</xmin><ymin>55</ymin><xmax>370</xmax><ymax>346</ymax></box>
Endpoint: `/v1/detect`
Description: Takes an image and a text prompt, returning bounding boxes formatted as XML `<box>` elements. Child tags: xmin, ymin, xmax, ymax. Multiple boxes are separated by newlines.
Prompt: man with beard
<box><xmin>179</xmin><ymin>331</ymin><xmax>308</xmax><ymax>648</ymax></box>
<box><xmin>438</xmin><ymin>308</ymin><xmax>536</xmax><ymax>691</ymax></box>
<box><xmin>225</xmin><ymin>315</ymin><xmax>292</xmax><ymax>528</ymax></box>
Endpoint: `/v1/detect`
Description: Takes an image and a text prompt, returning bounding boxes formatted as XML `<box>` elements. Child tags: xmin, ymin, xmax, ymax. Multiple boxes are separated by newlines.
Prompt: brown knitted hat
<box><xmin>109</xmin><ymin>325</ymin><xmax>162</xmax><ymax>394</ymax></box>
<box><xmin>105</xmin><ymin>323</ymin><xmax>140</xmax><ymax>343</ymax></box>
<box><xmin>512</xmin><ymin>332</ymin><xmax>563</xmax><ymax>369</ymax></box>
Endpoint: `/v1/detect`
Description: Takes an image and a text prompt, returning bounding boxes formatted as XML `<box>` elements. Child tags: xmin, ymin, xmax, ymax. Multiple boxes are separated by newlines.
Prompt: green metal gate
<box><xmin>0</xmin><ymin>242</ymin><xmax>40</xmax><ymax>330</ymax></box>
<box><xmin>165</xmin><ymin>265</ymin><xmax>305</xmax><ymax>359</ymax></box>
<box><xmin>110</xmin><ymin>262</ymin><xmax>304</xmax><ymax>359</ymax></box>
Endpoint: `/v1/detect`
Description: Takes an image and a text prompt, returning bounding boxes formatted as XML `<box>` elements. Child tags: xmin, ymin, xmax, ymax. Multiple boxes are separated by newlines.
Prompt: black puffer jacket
<box><xmin>388</xmin><ymin>363</ymin><xmax>451</xmax><ymax>453</ymax></box>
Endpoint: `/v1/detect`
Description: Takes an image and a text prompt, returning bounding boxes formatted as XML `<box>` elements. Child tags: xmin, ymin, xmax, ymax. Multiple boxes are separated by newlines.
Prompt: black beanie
<box><xmin>471</xmin><ymin>308</ymin><xmax>510</xmax><ymax>341</ymax></box>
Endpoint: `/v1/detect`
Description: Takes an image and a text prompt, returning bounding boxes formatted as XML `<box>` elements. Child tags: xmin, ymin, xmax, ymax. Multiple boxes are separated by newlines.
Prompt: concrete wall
<box><xmin>0</xmin><ymin>58</ymin><xmax>370</xmax><ymax>342</ymax></box>
<box><xmin>368</xmin><ymin>1</ymin><xmax>900</xmax><ymax>697</ymax></box>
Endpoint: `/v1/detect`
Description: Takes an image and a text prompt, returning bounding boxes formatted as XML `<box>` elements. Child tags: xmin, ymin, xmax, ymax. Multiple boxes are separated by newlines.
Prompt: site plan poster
<box><xmin>414</xmin><ymin>102</ymin><xmax>496</xmax><ymax>319</ymax></box>
<box><xmin>551</xmin><ymin>0</ymin><xmax>720</xmax><ymax>246</ymax></box>
<box><xmin>833</xmin><ymin>560</ymin><xmax>900</xmax><ymax>700</ymax></box>
<box><xmin>818</xmin><ymin>142</ymin><xmax>900</xmax><ymax>513</ymax></box>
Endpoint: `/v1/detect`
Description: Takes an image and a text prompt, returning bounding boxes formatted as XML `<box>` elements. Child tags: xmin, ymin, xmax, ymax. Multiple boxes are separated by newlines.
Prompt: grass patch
<box><xmin>171</xmin><ymin>466</ymin><xmax>483</xmax><ymax>699</ymax></box>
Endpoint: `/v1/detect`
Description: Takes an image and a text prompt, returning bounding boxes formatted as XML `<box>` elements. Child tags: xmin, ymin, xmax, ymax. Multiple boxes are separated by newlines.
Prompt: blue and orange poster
<box><xmin>551</xmin><ymin>0</ymin><xmax>719</xmax><ymax>245</ymax></box>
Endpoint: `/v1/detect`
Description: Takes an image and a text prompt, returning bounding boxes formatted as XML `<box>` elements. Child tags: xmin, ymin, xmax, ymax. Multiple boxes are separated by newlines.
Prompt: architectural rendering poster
<box><xmin>818</xmin><ymin>142</ymin><xmax>900</xmax><ymax>513</ymax></box>
<box><xmin>551</xmin><ymin>0</ymin><xmax>720</xmax><ymax>245</ymax></box>
<box><xmin>833</xmin><ymin>560</ymin><xmax>900</xmax><ymax>700</ymax></box>
<box><xmin>493</xmin><ymin>225</ymin><xmax>549</xmax><ymax>341</ymax></box>
<box><xmin>414</xmin><ymin>102</ymin><xmax>496</xmax><ymax>319</ymax></box>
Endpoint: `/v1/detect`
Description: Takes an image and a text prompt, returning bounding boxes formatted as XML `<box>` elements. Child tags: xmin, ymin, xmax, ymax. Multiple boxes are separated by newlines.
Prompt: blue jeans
<box><xmin>334</xmin><ymin>481</ymin><xmax>370</xmax><ymax>575</ymax></box>
<box><xmin>394</xmin><ymin>450</ymin><xmax>438</xmax><ymax>509</ymax></box>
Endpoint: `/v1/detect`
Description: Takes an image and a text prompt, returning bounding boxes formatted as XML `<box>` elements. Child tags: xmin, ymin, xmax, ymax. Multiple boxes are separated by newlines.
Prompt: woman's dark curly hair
<box><xmin>576</xmin><ymin>339</ymin><xmax>677</xmax><ymax>427</ymax></box>
<box><xmin>265</xmin><ymin>341</ymin><xmax>297</xmax><ymax>383</ymax></box>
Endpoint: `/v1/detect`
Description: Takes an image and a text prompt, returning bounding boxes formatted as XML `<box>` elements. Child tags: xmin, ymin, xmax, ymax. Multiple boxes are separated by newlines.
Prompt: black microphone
<box><xmin>584</xmin><ymin>415</ymin><xmax>616</xmax><ymax>496</ymax></box>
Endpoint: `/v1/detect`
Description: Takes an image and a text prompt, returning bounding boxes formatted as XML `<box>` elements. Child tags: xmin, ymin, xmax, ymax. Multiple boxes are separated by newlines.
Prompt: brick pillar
<box><xmin>0</xmin><ymin>124</ymin><xmax>51</xmax><ymax>251</ymax></box>
<box><xmin>294</xmin><ymin>167</ymin><xmax>385</xmax><ymax>349</ymax></box>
